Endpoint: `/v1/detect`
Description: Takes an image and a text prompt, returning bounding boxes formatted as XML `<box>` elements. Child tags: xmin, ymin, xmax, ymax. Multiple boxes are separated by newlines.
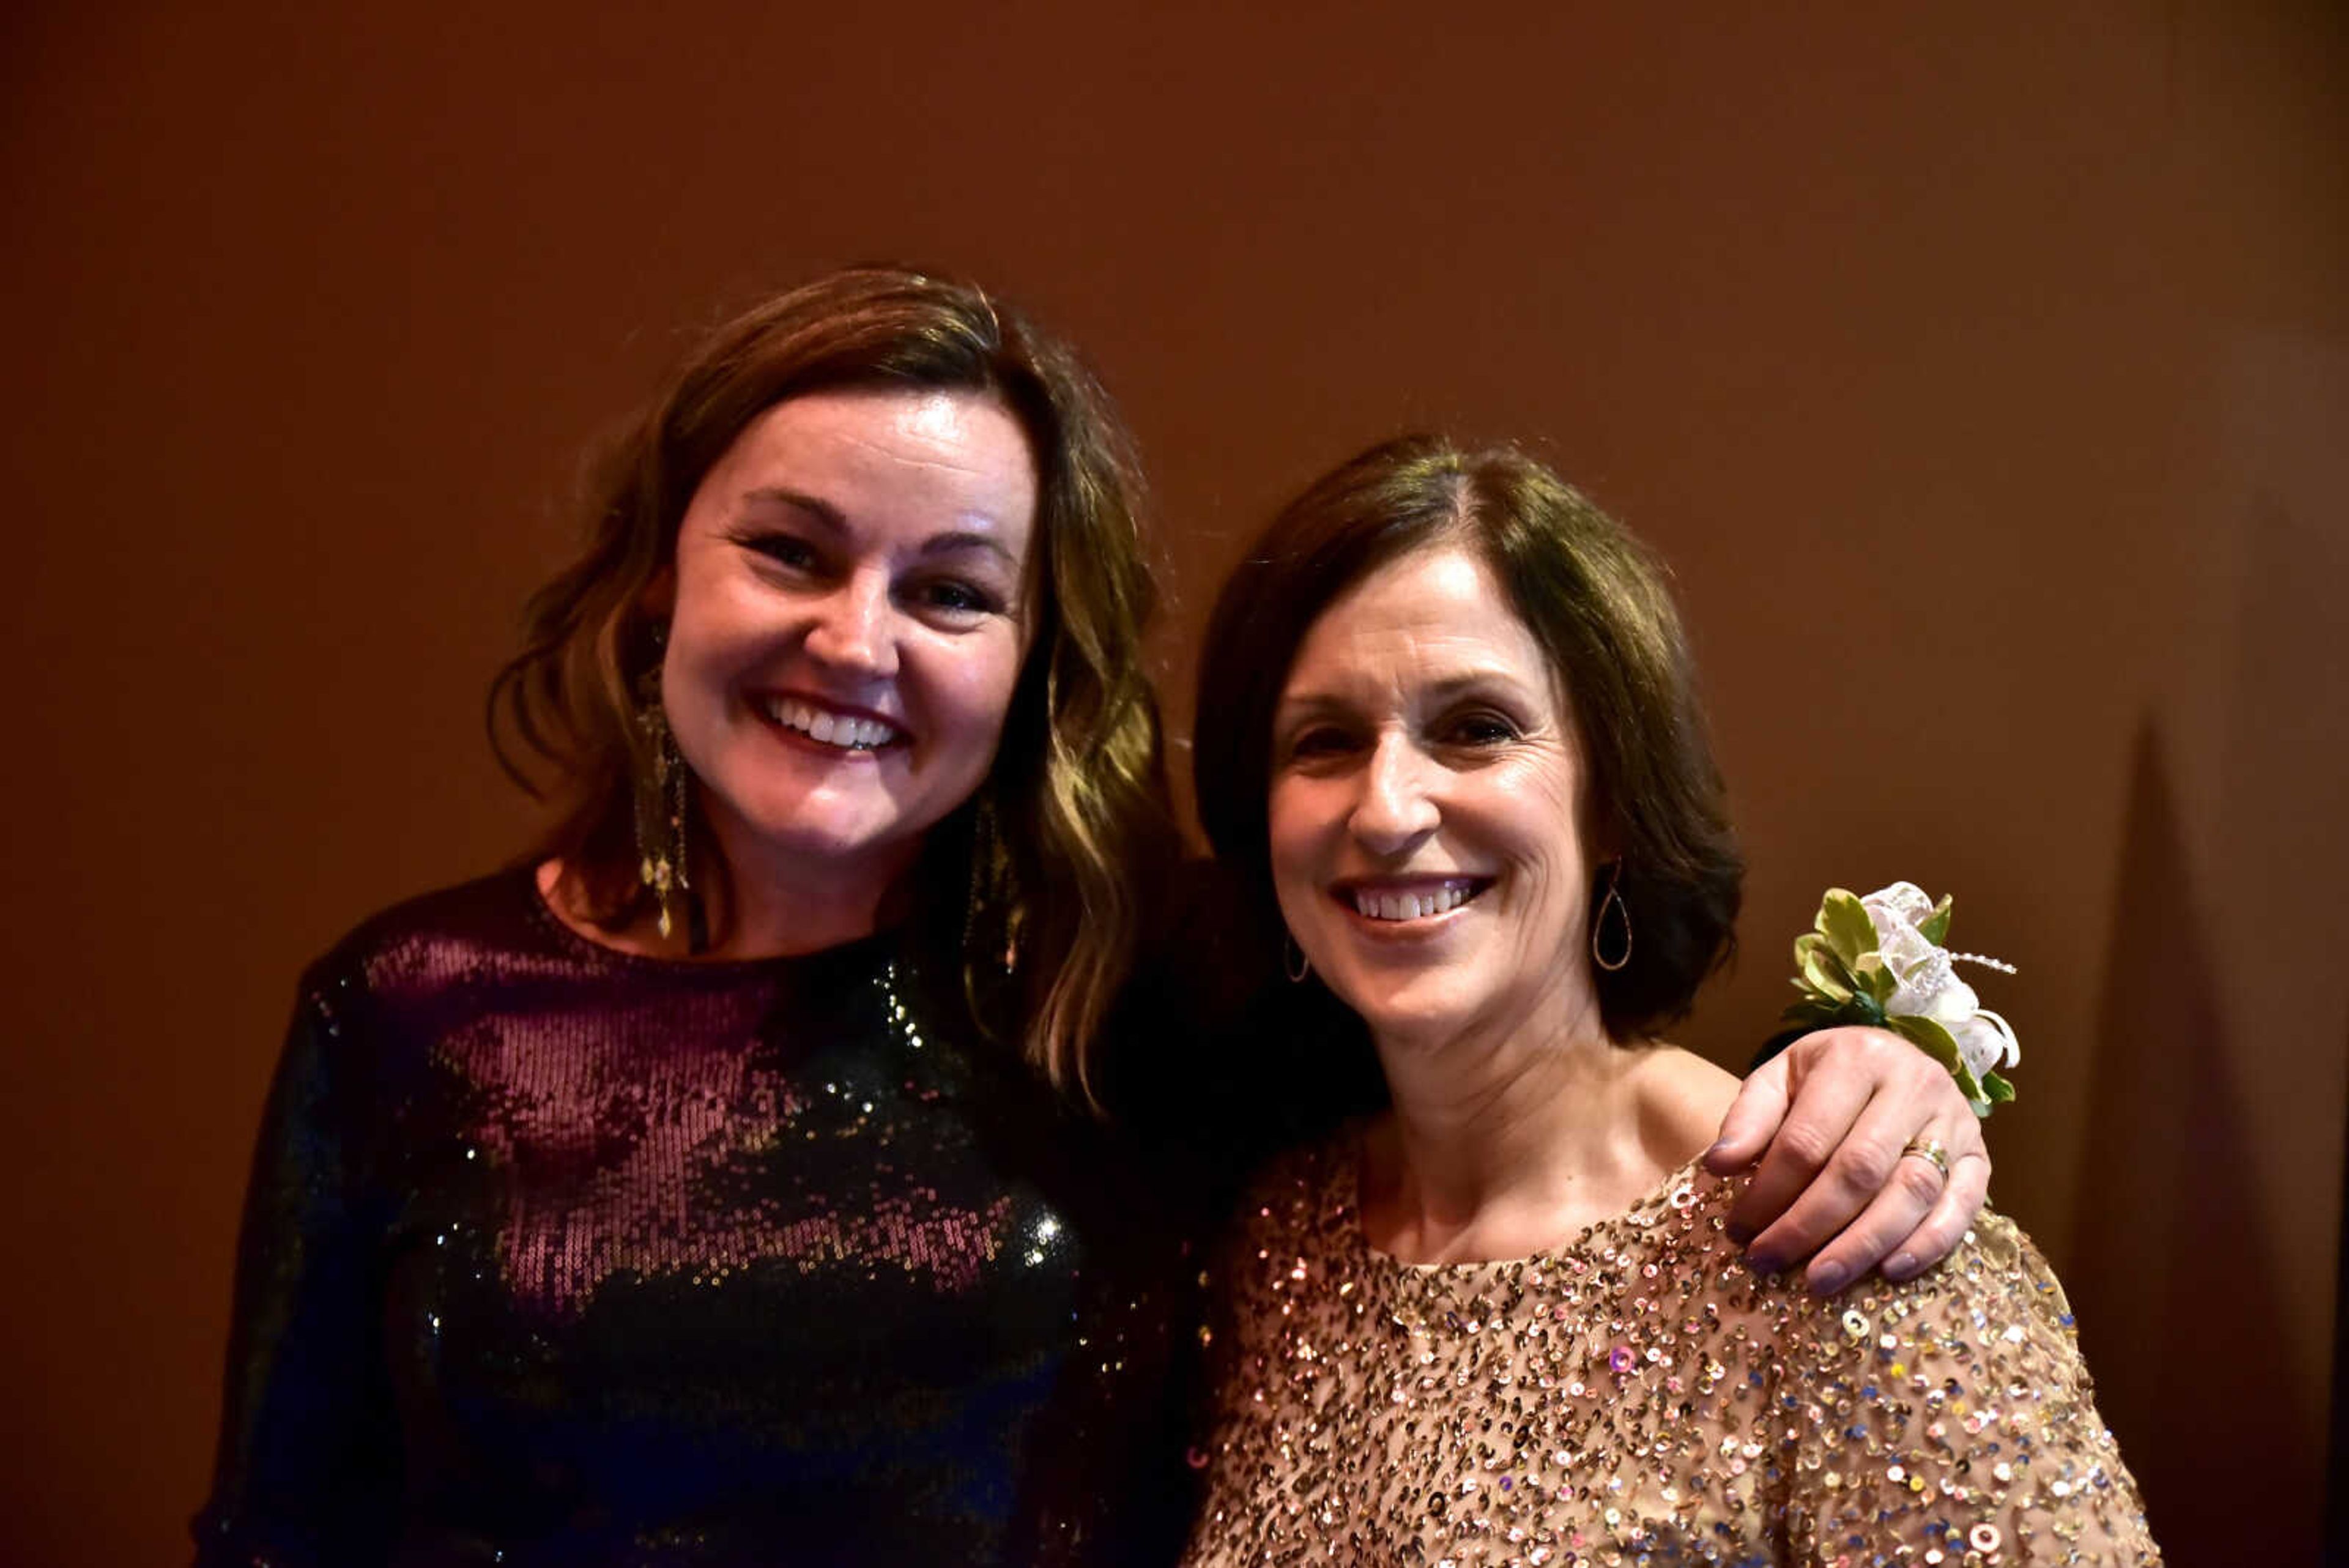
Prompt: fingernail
<box><xmin>1725</xmin><ymin>1219</ymin><xmax>1756</xmax><ymax>1246</ymax></box>
<box><xmin>1883</xmin><ymin>1252</ymin><xmax>1920</xmax><ymax>1282</ymax></box>
<box><xmin>1808</xmin><ymin>1261</ymin><xmax>1848</xmax><ymax>1295</ymax></box>
<box><xmin>1745</xmin><ymin>1245</ymin><xmax>1783</xmax><ymax>1274</ymax></box>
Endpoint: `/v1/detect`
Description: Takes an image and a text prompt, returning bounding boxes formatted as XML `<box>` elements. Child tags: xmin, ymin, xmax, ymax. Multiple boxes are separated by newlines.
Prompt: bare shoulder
<box><xmin>1627</xmin><ymin>1044</ymin><xmax>1742</xmax><ymax>1170</ymax></box>
<box><xmin>538</xmin><ymin>856</ymin><xmax>668</xmax><ymax>956</ymax></box>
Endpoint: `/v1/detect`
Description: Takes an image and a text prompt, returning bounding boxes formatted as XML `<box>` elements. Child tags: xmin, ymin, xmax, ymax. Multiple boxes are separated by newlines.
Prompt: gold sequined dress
<box><xmin>1182</xmin><ymin>1134</ymin><xmax>2158</xmax><ymax>1567</ymax></box>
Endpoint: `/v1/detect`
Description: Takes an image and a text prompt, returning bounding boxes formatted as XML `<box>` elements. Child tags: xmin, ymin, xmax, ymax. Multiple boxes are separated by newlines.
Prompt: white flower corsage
<box><xmin>1783</xmin><ymin>882</ymin><xmax>2020</xmax><ymax>1118</ymax></box>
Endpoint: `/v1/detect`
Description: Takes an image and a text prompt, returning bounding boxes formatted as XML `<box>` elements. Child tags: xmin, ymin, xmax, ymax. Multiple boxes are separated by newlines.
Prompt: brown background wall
<box><xmin>3</xmin><ymin>4</ymin><xmax>2342</xmax><ymax>1562</ymax></box>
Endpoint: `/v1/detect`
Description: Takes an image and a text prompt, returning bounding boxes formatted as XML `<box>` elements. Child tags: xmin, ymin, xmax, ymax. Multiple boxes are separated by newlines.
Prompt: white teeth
<box><xmin>1352</xmin><ymin>884</ymin><xmax>1474</xmax><ymax>921</ymax></box>
<box><xmin>766</xmin><ymin>697</ymin><xmax>900</xmax><ymax>751</ymax></box>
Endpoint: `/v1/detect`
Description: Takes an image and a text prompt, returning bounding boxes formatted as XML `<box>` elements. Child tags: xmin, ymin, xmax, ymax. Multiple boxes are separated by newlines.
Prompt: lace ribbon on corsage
<box><xmin>1783</xmin><ymin>882</ymin><xmax>2020</xmax><ymax>1118</ymax></box>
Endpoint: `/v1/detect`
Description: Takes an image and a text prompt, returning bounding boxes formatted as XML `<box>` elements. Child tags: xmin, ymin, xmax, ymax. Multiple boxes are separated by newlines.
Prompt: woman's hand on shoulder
<box><xmin>1700</xmin><ymin>1026</ymin><xmax>1989</xmax><ymax>1295</ymax></box>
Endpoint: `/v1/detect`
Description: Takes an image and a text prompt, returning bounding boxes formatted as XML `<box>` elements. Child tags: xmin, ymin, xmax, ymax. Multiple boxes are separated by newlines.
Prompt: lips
<box><xmin>760</xmin><ymin>694</ymin><xmax>907</xmax><ymax>752</ymax></box>
<box><xmin>1334</xmin><ymin>877</ymin><xmax>1490</xmax><ymax>923</ymax></box>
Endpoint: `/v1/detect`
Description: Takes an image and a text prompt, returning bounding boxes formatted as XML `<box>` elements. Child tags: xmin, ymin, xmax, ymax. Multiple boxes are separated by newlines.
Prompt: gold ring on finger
<box><xmin>1900</xmin><ymin>1137</ymin><xmax>1950</xmax><ymax>1180</ymax></box>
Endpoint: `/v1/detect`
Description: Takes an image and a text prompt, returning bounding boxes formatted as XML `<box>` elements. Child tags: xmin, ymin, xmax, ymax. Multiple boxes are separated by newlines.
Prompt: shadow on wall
<box><xmin>2335</xmin><ymin>1008</ymin><xmax>2349</xmax><ymax>1568</ymax></box>
<box><xmin>2066</xmin><ymin>721</ymin><xmax>2318</xmax><ymax>1562</ymax></box>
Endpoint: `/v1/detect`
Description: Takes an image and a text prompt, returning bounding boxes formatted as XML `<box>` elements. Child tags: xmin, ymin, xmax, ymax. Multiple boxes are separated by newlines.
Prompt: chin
<box><xmin>774</xmin><ymin>813</ymin><xmax>924</xmax><ymax>863</ymax></box>
<box><xmin>719</xmin><ymin>786</ymin><xmax>928</xmax><ymax>869</ymax></box>
<box><xmin>1326</xmin><ymin>974</ymin><xmax>1485</xmax><ymax>1047</ymax></box>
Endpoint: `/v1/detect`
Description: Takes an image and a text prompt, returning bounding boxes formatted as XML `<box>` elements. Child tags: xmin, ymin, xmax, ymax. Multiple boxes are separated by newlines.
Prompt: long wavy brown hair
<box><xmin>488</xmin><ymin>266</ymin><xmax>1172</xmax><ymax>1104</ymax></box>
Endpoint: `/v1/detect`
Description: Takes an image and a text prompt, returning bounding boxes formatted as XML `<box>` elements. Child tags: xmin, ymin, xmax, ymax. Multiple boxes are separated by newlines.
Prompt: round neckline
<box><xmin>513</xmin><ymin>864</ymin><xmax>904</xmax><ymax>983</ymax></box>
<box><xmin>1343</xmin><ymin>1133</ymin><xmax>1719</xmax><ymax>1276</ymax></box>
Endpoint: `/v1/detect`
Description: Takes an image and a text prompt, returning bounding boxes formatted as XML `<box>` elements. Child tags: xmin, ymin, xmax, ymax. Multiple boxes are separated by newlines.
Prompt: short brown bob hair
<box><xmin>490</xmin><ymin>266</ymin><xmax>1171</xmax><ymax>1103</ymax></box>
<box><xmin>1192</xmin><ymin>434</ymin><xmax>1742</xmax><ymax>1044</ymax></box>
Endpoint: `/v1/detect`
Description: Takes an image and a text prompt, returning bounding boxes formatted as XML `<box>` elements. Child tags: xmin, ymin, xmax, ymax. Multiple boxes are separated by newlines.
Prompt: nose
<box><xmin>1348</xmin><ymin>731</ymin><xmax>1440</xmax><ymax>853</ymax></box>
<box><xmin>801</xmin><ymin>568</ymin><xmax>900</xmax><ymax>678</ymax></box>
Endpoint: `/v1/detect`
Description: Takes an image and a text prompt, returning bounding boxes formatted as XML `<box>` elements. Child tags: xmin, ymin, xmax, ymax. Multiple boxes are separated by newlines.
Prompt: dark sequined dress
<box><xmin>195</xmin><ymin>871</ymin><xmax>1201</xmax><ymax>1567</ymax></box>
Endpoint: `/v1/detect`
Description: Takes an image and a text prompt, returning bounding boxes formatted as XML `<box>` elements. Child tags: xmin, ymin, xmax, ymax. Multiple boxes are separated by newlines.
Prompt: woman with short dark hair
<box><xmin>1194</xmin><ymin>435</ymin><xmax>1742</xmax><ymax>1046</ymax></box>
<box><xmin>199</xmin><ymin>275</ymin><xmax>1998</xmax><ymax>1567</ymax></box>
<box><xmin>1181</xmin><ymin>435</ymin><xmax>2155</xmax><ymax>1564</ymax></box>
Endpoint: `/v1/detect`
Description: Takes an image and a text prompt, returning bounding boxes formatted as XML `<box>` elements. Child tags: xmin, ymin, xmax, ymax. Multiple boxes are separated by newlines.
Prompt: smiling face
<box><xmin>1267</xmin><ymin>544</ymin><xmax>1605</xmax><ymax>1049</ymax></box>
<box><xmin>658</xmin><ymin>386</ymin><xmax>1039</xmax><ymax>895</ymax></box>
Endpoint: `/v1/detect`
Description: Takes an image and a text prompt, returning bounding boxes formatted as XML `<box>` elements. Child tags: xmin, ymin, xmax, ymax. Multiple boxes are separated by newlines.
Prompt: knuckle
<box><xmin>1772</xmin><ymin>1121</ymin><xmax>1841</xmax><ymax>1174</ymax></box>
<box><xmin>1820</xmin><ymin>1025</ymin><xmax>1894</xmax><ymax>1062</ymax></box>
<box><xmin>1891</xmin><ymin>1159</ymin><xmax>1947</xmax><ymax>1208</ymax></box>
<box><xmin>1808</xmin><ymin>1025</ymin><xmax>1883</xmax><ymax>1063</ymax></box>
<box><xmin>1879</xmin><ymin>1039</ymin><xmax>1935</xmax><ymax>1083</ymax></box>
<box><xmin>1827</xmin><ymin>1140</ymin><xmax>1898</xmax><ymax>1197</ymax></box>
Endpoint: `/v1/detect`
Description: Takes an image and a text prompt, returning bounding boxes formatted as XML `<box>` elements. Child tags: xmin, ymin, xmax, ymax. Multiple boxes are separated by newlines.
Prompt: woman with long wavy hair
<box><xmin>196</xmin><ymin>268</ymin><xmax>1992</xmax><ymax>1567</ymax></box>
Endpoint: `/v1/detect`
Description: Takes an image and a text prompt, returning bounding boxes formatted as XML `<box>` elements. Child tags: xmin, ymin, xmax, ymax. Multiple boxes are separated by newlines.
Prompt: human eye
<box><xmin>1441</xmin><ymin>708</ymin><xmax>1522</xmax><ymax>748</ymax></box>
<box><xmin>1280</xmin><ymin>723</ymin><xmax>1360</xmax><ymax>767</ymax></box>
<box><xmin>904</xmin><ymin>574</ymin><xmax>1009</xmax><ymax>624</ymax></box>
<box><xmin>888</xmin><ymin>576</ymin><xmax>1010</xmax><ymax>630</ymax></box>
<box><xmin>737</xmin><ymin>530</ymin><xmax>825</xmax><ymax>576</ymax></box>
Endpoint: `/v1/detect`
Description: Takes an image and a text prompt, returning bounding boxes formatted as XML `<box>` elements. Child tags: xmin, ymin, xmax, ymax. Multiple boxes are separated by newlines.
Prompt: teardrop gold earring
<box><xmin>1283</xmin><ymin>932</ymin><xmax>1312</xmax><ymax>983</ymax></box>
<box><xmin>1591</xmin><ymin>861</ymin><xmax>1633</xmax><ymax>973</ymax></box>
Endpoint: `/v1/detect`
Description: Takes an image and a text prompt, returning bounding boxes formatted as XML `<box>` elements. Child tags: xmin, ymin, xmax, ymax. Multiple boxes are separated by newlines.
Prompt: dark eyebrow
<box><xmin>1272</xmin><ymin>691</ymin><xmax>1350</xmax><ymax>723</ymax></box>
<box><xmin>1420</xmin><ymin>672</ymin><xmax>1533</xmax><ymax>704</ymax></box>
<box><xmin>741</xmin><ymin>487</ymin><xmax>849</xmax><ymax>530</ymax></box>
<box><xmin>918</xmin><ymin>532</ymin><xmax>1020</xmax><ymax>571</ymax></box>
<box><xmin>1276</xmin><ymin>671</ymin><xmax>1531</xmax><ymax>716</ymax></box>
<box><xmin>740</xmin><ymin>488</ymin><xmax>1019</xmax><ymax>571</ymax></box>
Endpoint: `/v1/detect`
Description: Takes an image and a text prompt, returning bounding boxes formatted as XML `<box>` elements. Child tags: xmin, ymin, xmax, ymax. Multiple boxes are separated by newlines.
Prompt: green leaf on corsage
<box><xmin>1783</xmin><ymin>882</ymin><xmax>2017</xmax><ymax>1120</ymax></box>
<box><xmin>1850</xmin><ymin>953</ymin><xmax>1898</xmax><ymax>1006</ymax></box>
<box><xmin>1918</xmin><ymin>894</ymin><xmax>1953</xmax><ymax>947</ymax></box>
<box><xmin>1795</xmin><ymin>937</ymin><xmax>1854</xmax><ymax>1003</ymax></box>
<box><xmin>1888</xmin><ymin>1015</ymin><xmax>1993</xmax><ymax>1116</ymax></box>
<box><xmin>1817</xmin><ymin>889</ymin><xmax>1877</xmax><ymax>965</ymax></box>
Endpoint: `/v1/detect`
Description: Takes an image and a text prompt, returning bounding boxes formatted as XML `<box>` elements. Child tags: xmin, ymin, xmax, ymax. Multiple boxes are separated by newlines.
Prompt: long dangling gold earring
<box><xmin>1591</xmin><ymin>860</ymin><xmax>1633</xmax><ymax>973</ymax></box>
<box><xmin>633</xmin><ymin>633</ymin><xmax>692</xmax><ymax>942</ymax></box>
<box><xmin>964</xmin><ymin>791</ymin><xmax>1023</xmax><ymax>975</ymax></box>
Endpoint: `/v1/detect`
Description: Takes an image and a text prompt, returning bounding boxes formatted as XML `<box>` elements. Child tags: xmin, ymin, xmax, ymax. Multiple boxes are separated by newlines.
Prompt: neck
<box><xmin>696</xmin><ymin>809</ymin><xmax>919</xmax><ymax>960</ymax></box>
<box><xmin>1362</xmin><ymin>979</ymin><xmax>1658</xmax><ymax>1261</ymax></box>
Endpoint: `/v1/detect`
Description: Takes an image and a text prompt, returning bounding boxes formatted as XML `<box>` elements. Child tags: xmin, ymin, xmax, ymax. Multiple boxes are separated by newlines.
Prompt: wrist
<box><xmin>1781</xmin><ymin>882</ymin><xmax>2019</xmax><ymax>1118</ymax></box>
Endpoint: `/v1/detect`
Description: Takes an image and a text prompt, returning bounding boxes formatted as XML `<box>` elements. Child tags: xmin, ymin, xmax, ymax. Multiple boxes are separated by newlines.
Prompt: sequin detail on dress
<box><xmin>437</xmin><ymin>956</ymin><xmax>1020</xmax><ymax>1313</ymax></box>
<box><xmin>1182</xmin><ymin>1137</ymin><xmax>2158</xmax><ymax>1566</ymax></box>
<box><xmin>195</xmin><ymin>871</ymin><xmax>1196</xmax><ymax>1567</ymax></box>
